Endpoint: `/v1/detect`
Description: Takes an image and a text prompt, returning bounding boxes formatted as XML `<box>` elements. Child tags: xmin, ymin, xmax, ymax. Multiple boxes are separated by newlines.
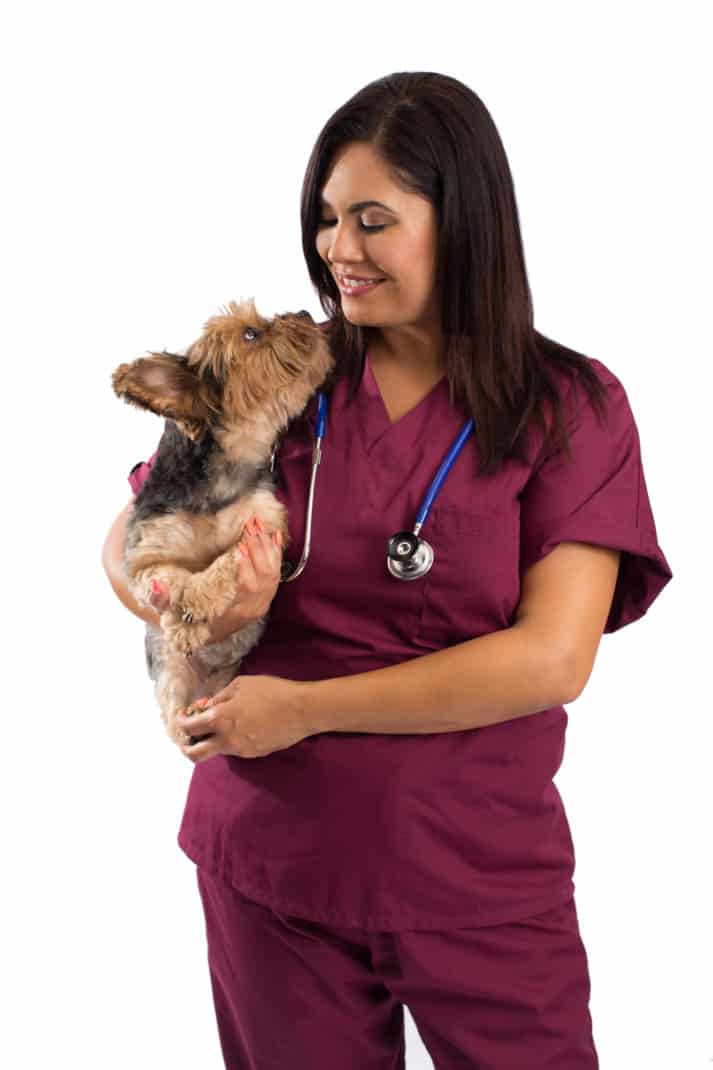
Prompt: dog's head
<box><xmin>111</xmin><ymin>298</ymin><xmax>335</xmax><ymax>446</ymax></box>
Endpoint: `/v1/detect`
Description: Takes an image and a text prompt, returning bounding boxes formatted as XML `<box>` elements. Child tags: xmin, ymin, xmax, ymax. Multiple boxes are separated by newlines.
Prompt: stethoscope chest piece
<box><xmin>387</xmin><ymin>530</ymin><xmax>434</xmax><ymax>581</ymax></box>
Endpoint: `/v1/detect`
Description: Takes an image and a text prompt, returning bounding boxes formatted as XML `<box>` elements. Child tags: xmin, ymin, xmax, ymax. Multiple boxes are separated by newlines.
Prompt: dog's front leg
<box><xmin>175</xmin><ymin>543</ymin><xmax>243</xmax><ymax>631</ymax></box>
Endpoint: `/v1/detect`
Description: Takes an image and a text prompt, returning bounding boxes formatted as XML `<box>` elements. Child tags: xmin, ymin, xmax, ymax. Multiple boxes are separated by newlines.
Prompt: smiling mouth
<box><xmin>337</xmin><ymin>276</ymin><xmax>386</xmax><ymax>291</ymax></box>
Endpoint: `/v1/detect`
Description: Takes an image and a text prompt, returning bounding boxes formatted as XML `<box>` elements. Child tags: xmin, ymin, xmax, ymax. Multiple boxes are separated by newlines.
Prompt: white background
<box><xmin>2</xmin><ymin>1</ymin><xmax>709</xmax><ymax>1067</ymax></box>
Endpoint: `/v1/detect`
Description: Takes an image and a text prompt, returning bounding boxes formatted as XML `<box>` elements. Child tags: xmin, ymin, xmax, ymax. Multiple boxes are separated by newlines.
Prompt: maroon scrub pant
<box><xmin>195</xmin><ymin>866</ymin><xmax>598</xmax><ymax>1069</ymax></box>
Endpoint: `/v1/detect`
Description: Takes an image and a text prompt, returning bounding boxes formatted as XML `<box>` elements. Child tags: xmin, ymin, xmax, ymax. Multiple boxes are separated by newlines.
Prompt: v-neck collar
<box><xmin>283</xmin><ymin>347</ymin><xmax>452</xmax><ymax>459</ymax></box>
<box><xmin>357</xmin><ymin>347</ymin><xmax>450</xmax><ymax>454</ymax></box>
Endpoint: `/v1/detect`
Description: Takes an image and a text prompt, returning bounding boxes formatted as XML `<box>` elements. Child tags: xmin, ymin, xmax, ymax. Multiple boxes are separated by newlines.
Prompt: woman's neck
<box><xmin>367</xmin><ymin>329</ymin><xmax>446</xmax><ymax>381</ymax></box>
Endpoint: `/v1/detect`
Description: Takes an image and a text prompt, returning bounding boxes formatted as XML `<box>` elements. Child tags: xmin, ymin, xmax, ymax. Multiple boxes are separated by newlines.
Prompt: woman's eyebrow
<box><xmin>319</xmin><ymin>196</ymin><xmax>395</xmax><ymax>214</ymax></box>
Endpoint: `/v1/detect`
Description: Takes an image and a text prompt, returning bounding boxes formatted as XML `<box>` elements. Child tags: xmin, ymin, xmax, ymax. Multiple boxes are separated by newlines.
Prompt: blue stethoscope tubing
<box><xmin>274</xmin><ymin>389</ymin><xmax>474</xmax><ymax>582</ymax></box>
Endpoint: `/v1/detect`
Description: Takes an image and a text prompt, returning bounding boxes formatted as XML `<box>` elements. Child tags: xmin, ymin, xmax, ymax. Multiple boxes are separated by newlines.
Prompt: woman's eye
<box><xmin>317</xmin><ymin>218</ymin><xmax>386</xmax><ymax>232</ymax></box>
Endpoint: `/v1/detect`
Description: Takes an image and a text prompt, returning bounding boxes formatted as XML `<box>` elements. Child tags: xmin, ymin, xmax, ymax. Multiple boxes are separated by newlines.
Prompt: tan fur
<box><xmin>112</xmin><ymin>299</ymin><xmax>334</xmax><ymax>744</ymax></box>
<box><xmin>112</xmin><ymin>354</ymin><xmax>220</xmax><ymax>442</ymax></box>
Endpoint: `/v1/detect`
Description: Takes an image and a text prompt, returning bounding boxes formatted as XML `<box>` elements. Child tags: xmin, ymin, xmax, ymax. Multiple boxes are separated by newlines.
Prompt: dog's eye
<box><xmin>243</xmin><ymin>327</ymin><xmax>262</xmax><ymax>341</ymax></box>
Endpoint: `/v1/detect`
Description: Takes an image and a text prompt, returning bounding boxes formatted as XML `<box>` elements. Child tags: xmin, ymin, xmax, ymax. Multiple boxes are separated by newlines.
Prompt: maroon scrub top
<box><xmin>128</xmin><ymin>344</ymin><xmax>673</xmax><ymax>930</ymax></box>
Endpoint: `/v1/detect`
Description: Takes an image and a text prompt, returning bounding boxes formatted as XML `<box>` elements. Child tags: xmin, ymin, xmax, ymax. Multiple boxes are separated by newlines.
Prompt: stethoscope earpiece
<box><xmin>387</xmin><ymin>531</ymin><xmax>435</xmax><ymax>580</ymax></box>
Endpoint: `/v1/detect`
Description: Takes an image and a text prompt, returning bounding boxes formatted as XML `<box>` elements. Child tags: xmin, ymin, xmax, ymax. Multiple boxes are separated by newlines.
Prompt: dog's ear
<box><xmin>112</xmin><ymin>352</ymin><xmax>218</xmax><ymax>441</ymax></box>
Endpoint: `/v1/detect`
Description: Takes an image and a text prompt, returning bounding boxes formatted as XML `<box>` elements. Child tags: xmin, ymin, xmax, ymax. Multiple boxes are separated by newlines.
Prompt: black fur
<box><xmin>132</xmin><ymin>420</ymin><xmax>274</xmax><ymax>521</ymax></box>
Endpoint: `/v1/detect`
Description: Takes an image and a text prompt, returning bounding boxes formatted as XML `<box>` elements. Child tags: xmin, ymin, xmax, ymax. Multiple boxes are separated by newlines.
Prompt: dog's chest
<box><xmin>176</xmin><ymin>484</ymin><xmax>285</xmax><ymax>568</ymax></box>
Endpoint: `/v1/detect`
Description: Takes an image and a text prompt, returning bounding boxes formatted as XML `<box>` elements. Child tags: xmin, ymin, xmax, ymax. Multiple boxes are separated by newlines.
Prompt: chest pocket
<box><xmin>413</xmin><ymin>502</ymin><xmax>518</xmax><ymax>648</ymax></box>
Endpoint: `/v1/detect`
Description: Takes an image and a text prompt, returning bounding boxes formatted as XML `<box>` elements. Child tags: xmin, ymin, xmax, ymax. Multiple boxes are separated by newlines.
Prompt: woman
<box><xmin>103</xmin><ymin>72</ymin><xmax>673</xmax><ymax>1069</ymax></box>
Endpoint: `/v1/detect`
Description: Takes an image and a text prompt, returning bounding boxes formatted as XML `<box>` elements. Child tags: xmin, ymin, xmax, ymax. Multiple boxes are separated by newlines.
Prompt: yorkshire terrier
<box><xmin>111</xmin><ymin>298</ymin><xmax>334</xmax><ymax>746</ymax></box>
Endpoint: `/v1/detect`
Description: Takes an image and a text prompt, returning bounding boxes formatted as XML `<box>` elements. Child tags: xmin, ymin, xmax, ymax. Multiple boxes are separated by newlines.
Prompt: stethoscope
<box><xmin>271</xmin><ymin>391</ymin><xmax>475</xmax><ymax>582</ymax></box>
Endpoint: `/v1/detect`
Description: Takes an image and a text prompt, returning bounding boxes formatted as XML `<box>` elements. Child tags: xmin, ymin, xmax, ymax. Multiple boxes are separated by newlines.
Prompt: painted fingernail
<box><xmin>255</xmin><ymin>516</ymin><xmax>264</xmax><ymax>533</ymax></box>
<box><xmin>239</xmin><ymin>543</ymin><xmax>249</xmax><ymax>556</ymax></box>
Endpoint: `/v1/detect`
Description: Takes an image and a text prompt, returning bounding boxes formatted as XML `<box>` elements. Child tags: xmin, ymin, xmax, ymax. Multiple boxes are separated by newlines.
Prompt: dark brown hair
<box><xmin>299</xmin><ymin>71</ymin><xmax>609</xmax><ymax>476</ymax></box>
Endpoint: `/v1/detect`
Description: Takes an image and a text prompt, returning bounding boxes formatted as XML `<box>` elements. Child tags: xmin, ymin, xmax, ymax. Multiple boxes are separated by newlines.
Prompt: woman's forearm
<box><xmin>297</xmin><ymin>624</ymin><xmax>574</xmax><ymax>736</ymax></box>
<box><xmin>102</xmin><ymin>501</ymin><xmax>162</xmax><ymax>627</ymax></box>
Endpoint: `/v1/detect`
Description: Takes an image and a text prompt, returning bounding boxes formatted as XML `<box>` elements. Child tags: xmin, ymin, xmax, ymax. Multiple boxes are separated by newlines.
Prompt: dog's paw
<box><xmin>176</xmin><ymin>586</ymin><xmax>210</xmax><ymax>626</ymax></box>
<box><xmin>165</xmin><ymin>703</ymin><xmax>213</xmax><ymax>747</ymax></box>
<box><xmin>179</xmin><ymin>547</ymin><xmax>241</xmax><ymax>623</ymax></box>
<box><xmin>184</xmin><ymin>699</ymin><xmax>215</xmax><ymax>743</ymax></box>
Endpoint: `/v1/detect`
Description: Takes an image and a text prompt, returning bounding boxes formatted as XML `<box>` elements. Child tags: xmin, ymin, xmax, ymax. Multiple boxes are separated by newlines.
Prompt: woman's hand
<box><xmin>174</xmin><ymin>674</ymin><xmax>311</xmax><ymax>762</ymax></box>
<box><xmin>208</xmin><ymin>518</ymin><xmax>284</xmax><ymax>641</ymax></box>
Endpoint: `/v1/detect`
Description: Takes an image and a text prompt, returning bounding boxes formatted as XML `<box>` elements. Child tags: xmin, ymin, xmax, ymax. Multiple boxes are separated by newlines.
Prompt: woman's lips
<box><xmin>337</xmin><ymin>275</ymin><xmax>386</xmax><ymax>296</ymax></box>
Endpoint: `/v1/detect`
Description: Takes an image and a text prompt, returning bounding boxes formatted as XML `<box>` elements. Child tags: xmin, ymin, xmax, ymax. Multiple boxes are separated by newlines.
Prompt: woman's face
<box><xmin>316</xmin><ymin>141</ymin><xmax>440</xmax><ymax>334</ymax></box>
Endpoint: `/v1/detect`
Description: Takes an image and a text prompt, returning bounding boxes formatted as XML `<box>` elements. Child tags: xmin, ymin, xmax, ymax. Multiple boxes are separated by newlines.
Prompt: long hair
<box><xmin>299</xmin><ymin>71</ymin><xmax>609</xmax><ymax>476</ymax></box>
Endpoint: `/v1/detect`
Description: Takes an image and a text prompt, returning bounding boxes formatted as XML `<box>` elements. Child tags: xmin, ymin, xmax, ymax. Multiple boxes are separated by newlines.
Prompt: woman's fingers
<box><xmin>240</xmin><ymin>521</ymin><xmax>282</xmax><ymax>578</ymax></box>
<box><xmin>149</xmin><ymin>579</ymin><xmax>171</xmax><ymax>611</ymax></box>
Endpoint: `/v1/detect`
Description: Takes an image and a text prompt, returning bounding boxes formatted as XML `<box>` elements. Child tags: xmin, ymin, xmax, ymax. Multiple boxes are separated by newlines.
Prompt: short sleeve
<box><xmin>519</xmin><ymin>362</ymin><xmax>673</xmax><ymax>633</ymax></box>
<box><xmin>127</xmin><ymin>449</ymin><xmax>158</xmax><ymax>496</ymax></box>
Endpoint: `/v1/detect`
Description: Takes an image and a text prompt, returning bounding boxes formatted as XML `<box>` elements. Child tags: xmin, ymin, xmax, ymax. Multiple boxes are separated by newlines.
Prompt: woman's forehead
<box><xmin>320</xmin><ymin>143</ymin><xmax>411</xmax><ymax>206</ymax></box>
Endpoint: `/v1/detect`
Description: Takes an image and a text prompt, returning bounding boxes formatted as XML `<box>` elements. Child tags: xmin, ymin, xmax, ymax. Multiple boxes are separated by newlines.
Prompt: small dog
<box><xmin>111</xmin><ymin>298</ymin><xmax>334</xmax><ymax>745</ymax></box>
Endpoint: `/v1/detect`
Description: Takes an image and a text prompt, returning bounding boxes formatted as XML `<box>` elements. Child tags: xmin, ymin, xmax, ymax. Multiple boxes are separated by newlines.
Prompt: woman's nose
<box><xmin>325</xmin><ymin>222</ymin><xmax>365</xmax><ymax>264</ymax></box>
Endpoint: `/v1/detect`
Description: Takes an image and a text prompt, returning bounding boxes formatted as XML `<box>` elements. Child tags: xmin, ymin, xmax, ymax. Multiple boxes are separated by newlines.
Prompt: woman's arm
<box><xmin>101</xmin><ymin>500</ymin><xmax>256</xmax><ymax>641</ymax></box>
<box><xmin>101</xmin><ymin>500</ymin><xmax>162</xmax><ymax>627</ymax></box>
<box><xmin>297</xmin><ymin>541</ymin><xmax>619</xmax><ymax>736</ymax></box>
<box><xmin>297</xmin><ymin>625</ymin><xmax>570</xmax><ymax>736</ymax></box>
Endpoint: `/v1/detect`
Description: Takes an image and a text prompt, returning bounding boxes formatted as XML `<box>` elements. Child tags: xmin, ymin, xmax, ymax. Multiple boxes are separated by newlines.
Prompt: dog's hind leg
<box><xmin>151</xmin><ymin>645</ymin><xmax>202</xmax><ymax>744</ymax></box>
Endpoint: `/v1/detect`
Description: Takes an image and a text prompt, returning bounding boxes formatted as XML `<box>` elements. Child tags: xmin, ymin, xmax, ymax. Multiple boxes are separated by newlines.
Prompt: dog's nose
<box><xmin>296</xmin><ymin>309</ymin><xmax>311</xmax><ymax>319</ymax></box>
